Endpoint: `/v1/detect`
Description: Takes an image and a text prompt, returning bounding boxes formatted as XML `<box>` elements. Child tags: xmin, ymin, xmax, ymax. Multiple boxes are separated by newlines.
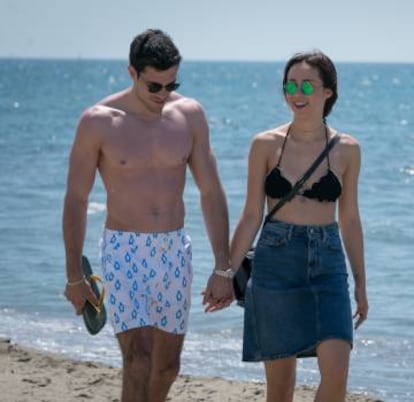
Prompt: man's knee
<box><xmin>119</xmin><ymin>330</ymin><xmax>152</xmax><ymax>375</ymax></box>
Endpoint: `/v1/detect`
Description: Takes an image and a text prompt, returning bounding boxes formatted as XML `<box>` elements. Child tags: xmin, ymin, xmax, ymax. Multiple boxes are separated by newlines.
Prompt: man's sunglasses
<box><xmin>284</xmin><ymin>80</ymin><xmax>319</xmax><ymax>96</ymax></box>
<box><xmin>141</xmin><ymin>77</ymin><xmax>180</xmax><ymax>94</ymax></box>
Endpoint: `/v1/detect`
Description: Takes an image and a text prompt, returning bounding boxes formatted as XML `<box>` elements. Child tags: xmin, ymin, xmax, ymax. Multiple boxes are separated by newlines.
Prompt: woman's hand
<box><xmin>353</xmin><ymin>285</ymin><xmax>368</xmax><ymax>329</ymax></box>
<box><xmin>202</xmin><ymin>273</ymin><xmax>234</xmax><ymax>313</ymax></box>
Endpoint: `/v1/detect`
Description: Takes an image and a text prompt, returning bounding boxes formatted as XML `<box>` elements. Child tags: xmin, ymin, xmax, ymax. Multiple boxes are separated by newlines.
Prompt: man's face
<box><xmin>130</xmin><ymin>65</ymin><xmax>180</xmax><ymax>114</ymax></box>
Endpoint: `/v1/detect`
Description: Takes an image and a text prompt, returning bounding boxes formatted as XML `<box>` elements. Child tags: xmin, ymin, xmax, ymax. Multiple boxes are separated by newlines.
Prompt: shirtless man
<box><xmin>63</xmin><ymin>29</ymin><xmax>233</xmax><ymax>402</ymax></box>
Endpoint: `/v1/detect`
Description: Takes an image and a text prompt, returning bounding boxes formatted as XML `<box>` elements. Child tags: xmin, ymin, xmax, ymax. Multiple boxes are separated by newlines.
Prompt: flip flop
<box><xmin>81</xmin><ymin>255</ymin><xmax>107</xmax><ymax>335</ymax></box>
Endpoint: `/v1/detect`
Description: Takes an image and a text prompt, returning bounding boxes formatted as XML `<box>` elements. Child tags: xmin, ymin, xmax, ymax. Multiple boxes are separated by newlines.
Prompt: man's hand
<box><xmin>64</xmin><ymin>279</ymin><xmax>99</xmax><ymax>315</ymax></box>
<box><xmin>202</xmin><ymin>273</ymin><xmax>234</xmax><ymax>313</ymax></box>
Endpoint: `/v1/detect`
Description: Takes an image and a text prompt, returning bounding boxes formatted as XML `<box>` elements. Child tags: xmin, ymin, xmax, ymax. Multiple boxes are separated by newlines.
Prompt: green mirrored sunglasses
<box><xmin>284</xmin><ymin>80</ymin><xmax>316</xmax><ymax>96</ymax></box>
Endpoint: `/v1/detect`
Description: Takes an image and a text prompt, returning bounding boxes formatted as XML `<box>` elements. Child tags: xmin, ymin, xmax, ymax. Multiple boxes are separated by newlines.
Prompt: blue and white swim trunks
<box><xmin>100</xmin><ymin>228</ymin><xmax>193</xmax><ymax>335</ymax></box>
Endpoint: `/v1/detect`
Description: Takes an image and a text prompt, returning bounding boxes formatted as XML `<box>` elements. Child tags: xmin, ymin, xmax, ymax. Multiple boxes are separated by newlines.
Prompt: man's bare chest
<box><xmin>100</xmin><ymin>121</ymin><xmax>192</xmax><ymax>170</ymax></box>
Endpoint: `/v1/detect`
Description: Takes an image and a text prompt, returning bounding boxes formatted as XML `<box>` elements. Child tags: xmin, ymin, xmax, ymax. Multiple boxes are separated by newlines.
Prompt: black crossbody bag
<box><xmin>233</xmin><ymin>134</ymin><xmax>340</xmax><ymax>307</ymax></box>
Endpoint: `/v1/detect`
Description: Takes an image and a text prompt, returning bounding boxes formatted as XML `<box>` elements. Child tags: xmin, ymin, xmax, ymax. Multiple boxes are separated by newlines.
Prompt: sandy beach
<box><xmin>0</xmin><ymin>337</ymin><xmax>383</xmax><ymax>402</ymax></box>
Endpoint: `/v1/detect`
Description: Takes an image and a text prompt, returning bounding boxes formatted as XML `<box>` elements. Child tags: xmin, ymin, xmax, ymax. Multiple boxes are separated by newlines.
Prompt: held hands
<box><xmin>64</xmin><ymin>278</ymin><xmax>99</xmax><ymax>315</ymax></box>
<box><xmin>202</xmin><ymin>270</ymin><xmax>235</xmax><ymax>313</ymax></box>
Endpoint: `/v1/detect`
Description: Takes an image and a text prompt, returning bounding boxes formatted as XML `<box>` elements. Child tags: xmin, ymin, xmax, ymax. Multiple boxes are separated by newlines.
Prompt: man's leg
<box><xmin>149</xmin><ymin>328</ymin><xmax>185</xmax><ymax>402</ymax></box>
<box><xmin>117</xmin><ymin>327</ymin><xmax>154</xmax><ymax>402</ymax></box>
<box><xmin>117</xmin><ymin>326</ymin><xmax>185</xmax><ymax>402</ymax></box>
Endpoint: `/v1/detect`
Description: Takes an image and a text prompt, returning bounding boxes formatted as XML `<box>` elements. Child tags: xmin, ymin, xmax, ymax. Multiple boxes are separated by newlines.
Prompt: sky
<box><xmin>1</xmin><ymin>0</ymin><xmax>413</xmax><ymax>63</ymax></box>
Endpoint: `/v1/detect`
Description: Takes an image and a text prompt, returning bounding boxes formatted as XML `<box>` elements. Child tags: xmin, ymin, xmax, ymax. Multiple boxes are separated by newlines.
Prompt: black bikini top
<box><xmin>265</xmin><ymin>127</ymin><xmax>342</xmax><ymax>202</ymax></box>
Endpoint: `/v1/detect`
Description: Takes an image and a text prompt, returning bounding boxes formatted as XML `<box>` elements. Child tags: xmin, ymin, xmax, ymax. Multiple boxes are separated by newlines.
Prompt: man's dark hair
<box><xmin>129</xmin><ymin>29</ymin><xmax>182</xmax><ymax>74</ymax></box>
<box><xmin>282</xmin><ymin>50</ymin><xmax>338</xmax><ymax>120</ymax></box>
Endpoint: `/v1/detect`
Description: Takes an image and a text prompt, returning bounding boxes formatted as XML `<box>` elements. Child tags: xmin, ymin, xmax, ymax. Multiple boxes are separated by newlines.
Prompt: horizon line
<box><xmin>0</xmin><ymin>55</ymin><xmax>413</xmax><ymax>65</ymax></box>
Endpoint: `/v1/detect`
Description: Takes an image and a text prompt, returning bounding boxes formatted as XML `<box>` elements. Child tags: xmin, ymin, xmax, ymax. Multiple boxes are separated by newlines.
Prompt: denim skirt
<box><xmin>243</xmin><ymin>220</ymin><xmax>353</xmax><ymax>361</ymax></box>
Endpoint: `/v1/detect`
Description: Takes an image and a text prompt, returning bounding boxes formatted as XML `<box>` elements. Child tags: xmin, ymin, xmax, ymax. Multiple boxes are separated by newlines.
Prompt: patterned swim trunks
<box><xmin>100</xmin><ymin>228</ymin><xmax>193</xmax><ymax>335</ymax></box>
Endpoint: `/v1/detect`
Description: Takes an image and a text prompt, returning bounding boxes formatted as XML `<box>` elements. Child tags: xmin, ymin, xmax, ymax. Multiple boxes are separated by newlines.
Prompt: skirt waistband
<box><xmin>265</xmin><ymin>219</ymin><xmax>339</xmax><ymax>239</ymax></box>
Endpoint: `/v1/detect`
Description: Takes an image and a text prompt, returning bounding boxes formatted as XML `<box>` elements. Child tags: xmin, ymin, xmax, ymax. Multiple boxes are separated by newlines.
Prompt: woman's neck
<box><xmin>288</xmin><ymin>120</ymin><xmax>326</xmax><ymax>142</ymax></box>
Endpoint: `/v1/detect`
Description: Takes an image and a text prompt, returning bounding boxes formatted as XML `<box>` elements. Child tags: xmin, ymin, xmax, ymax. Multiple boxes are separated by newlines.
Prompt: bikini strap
<box><xmin>276</xmin><ymin>125</ymin><xmax>291</xmax><ymax>167</ymax></box>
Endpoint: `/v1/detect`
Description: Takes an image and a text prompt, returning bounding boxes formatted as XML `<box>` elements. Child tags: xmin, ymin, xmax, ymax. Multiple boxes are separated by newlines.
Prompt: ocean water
<box><xmin>0</xmin><ymin>59</ymin><xmax>413</xmax><ymax>401</ymax></box>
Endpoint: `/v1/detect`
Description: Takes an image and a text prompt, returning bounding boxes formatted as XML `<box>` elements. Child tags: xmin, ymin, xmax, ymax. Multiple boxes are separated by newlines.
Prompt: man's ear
<box><xmin>128</xmin><ymin>65</ymin><xmax>137</xmax><ymax>79</ymax></box>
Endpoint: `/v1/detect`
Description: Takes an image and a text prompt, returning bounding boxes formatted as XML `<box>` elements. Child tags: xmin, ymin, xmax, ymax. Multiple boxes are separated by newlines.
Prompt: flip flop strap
<box><xmin>90</xmin><ymin>274</ymin><xmax>105</xmax><ymax>313</ymax></box>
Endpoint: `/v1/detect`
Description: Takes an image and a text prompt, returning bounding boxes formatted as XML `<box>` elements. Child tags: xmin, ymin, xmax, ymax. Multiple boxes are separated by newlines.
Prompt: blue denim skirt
<box><xmin>243</xmin><ymin>220</ymin><xmax>353</xmax><ymax>361</ymax></box>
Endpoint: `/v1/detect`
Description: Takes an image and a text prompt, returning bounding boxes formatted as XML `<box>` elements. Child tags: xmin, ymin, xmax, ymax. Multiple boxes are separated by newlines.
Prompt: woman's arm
<box><xmin>338</xmin><ymin>135</ymin><xmax>368</xmax><ymax>329</ymax></box>
<box><xmin>229</xmin><ymin>134</ymin><xmax>271</xmax><ymax>272</ymax></box>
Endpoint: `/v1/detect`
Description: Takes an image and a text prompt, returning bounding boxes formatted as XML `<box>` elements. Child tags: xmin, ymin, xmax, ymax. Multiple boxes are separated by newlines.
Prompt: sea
<box><xmin>0</xmin><ymin>58</ymin><xmax>413</xmax><ymax>402</ymax></box>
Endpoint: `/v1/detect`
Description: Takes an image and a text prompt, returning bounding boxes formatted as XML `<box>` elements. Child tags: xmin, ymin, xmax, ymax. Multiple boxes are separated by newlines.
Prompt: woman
<box><xmin>229</xmin><ymin>51</ymin><xmax>368</xmax><ymax>402</ymax></box>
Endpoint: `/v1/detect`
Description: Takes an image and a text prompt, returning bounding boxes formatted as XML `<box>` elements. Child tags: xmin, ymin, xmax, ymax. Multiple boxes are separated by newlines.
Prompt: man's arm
<box><xmin>62</xmin><ymin>108</ymin><xmax>102</xmax><ymax>313</ymax></box>
<box><xmin>185</xmin><ymin>100</ymin><xmax>232</xmax><ymax>309</ymax></box>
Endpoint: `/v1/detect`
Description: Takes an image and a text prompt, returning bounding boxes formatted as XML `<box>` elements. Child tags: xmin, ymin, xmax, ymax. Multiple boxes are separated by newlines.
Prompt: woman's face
<box><xmin>284</xmin><ymin>61</ymin><xmax>332</xmax><ymax>119</ymax></box>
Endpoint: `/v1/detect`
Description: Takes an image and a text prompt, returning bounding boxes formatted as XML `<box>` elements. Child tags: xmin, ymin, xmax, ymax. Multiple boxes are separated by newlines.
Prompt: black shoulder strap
<box><xmin>264</xmin><ymin>134</ymin><xmax>340</xmax><ymax>224</ymax></box>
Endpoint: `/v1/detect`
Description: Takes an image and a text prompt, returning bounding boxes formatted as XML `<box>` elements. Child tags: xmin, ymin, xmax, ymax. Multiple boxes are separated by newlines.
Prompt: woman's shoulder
<box><xmin>335</xmin><ymin>131</ymin><xmax>359</xmax><ymax>145</ymax></box>
<box><xmin>253</xmin><ymin>123</ymin><xmax>290</xmax><ymax>145</ymax></box>
<box><xmin>335</xmin><ymin>131</ymin><xmax>360</xmax><ymax>151</ymax></box>
<box><xmin>333</xmin><ymin>131</ymin><xmax>361</xmax><ymax>164</ymax></box>
<box><xmin>248</xmin><ymin>124</ymin><xmax>289</xmax><ymax>162</ymax></box>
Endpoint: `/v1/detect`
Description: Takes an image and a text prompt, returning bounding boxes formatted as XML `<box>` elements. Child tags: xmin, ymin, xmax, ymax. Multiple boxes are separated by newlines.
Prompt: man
<box><xmin>63</xmin><ymin>29</ymin><xmax>233</xmax><ymax>402</ymax></box>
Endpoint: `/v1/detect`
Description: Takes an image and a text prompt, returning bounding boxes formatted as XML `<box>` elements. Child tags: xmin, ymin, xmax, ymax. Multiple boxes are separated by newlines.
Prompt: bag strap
<box><xmin>264</xmin><ymin>133</ymin><xmax>340</xmax><ymax>224</ymax></box>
